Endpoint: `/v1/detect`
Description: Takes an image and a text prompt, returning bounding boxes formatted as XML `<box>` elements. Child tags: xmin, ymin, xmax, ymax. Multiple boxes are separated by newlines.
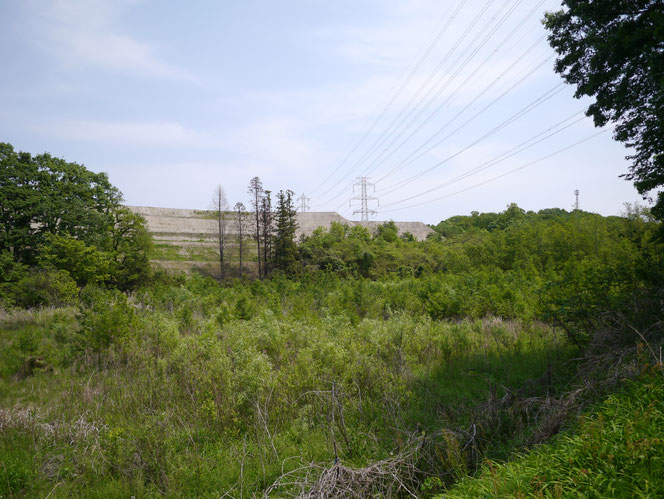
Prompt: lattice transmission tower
<box><xmin>297</xmin><ymin>193</ymin><xmax>310</xmax><ymax>212</ymax></box>
<box><xmin>349</xmin><ymin>177</ymin><xmax>379</xmax><ymax>221</ymax></box>
<box><xmin>574</xmin><ymin>189</ymin><xmax>580</xmax><ymax>211</ymax></box>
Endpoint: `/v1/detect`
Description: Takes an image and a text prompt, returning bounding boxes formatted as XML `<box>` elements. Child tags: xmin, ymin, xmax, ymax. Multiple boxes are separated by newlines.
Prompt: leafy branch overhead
<box><xmin>544</xmin><ymin>0</ymin><xmax>664</xmax><ymax>219</ymax></box>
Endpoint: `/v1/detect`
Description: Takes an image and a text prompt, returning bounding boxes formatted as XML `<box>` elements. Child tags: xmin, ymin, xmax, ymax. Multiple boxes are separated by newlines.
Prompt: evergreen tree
<box><xmin>260</xmin><ymin>190</ymin><xmax>273</xmax><ymax>276</ymax></box>
<box><xmin>273</xmin><ymin>190</ymin><xmax>298</xmax><ymax>274</ymax></box>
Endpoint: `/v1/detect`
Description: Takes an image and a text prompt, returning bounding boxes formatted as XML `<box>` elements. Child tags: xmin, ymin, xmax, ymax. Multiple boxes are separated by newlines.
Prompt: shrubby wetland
<box><xmin>2</xmin><ymin>0</ymin><xmax>664</xmax><ymax>496</ymax></box>
<box><xmin>1</xmin><ymin>142</ymin><xmax>663</xmax><ymax>497</ymax></box>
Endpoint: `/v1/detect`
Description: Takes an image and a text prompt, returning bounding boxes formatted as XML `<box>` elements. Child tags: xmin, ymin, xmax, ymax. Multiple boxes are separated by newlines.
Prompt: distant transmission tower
<box><xmin>574</xmin><ymin>189</ymin><xmax>580</xmax><ymax>211</ymax></box>
<box><xmin>349</xmin><ymin>177</ymin><xmax>379</xmax><ymax>221</ymax></box>
<box><xmin>297</xmin><ymin>193</ymin><xmax>310</xmax><ymax>212</ymax></box>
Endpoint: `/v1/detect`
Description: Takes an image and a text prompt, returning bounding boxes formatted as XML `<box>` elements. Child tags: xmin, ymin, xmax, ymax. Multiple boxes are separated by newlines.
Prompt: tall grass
<box><xmin>0</xmin><ymin>277</ymin><xmax>571</xmax><ymax>497</ymax></box>
<box><xmin>444</xmin><ymin>372</ymin><xmax>664</xmax><ymax>498</ymax></box>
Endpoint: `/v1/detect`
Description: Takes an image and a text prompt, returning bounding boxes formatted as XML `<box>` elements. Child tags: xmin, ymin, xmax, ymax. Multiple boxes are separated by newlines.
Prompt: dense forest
<box><xmin>1</xmin><ymin>140</ymin><xmax>663</xmax><ymax>497</ymax></box>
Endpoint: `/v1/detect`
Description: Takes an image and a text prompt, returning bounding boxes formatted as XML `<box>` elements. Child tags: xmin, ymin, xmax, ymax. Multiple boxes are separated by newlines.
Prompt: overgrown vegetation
<box><xmin>1</xmin><ymin>143</ymin><xmax>663</xmax><ymax>496</ymax></box>
<box><xmin>445</xmin><ymin>371</ymin><xmax>664</xmax><ymax>498</ymax></box>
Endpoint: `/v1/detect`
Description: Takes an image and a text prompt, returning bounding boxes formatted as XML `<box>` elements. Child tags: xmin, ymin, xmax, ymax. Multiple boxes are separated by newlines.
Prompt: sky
<box><xmin>0</xmin><ymin>0</ymin><xmax>648</xmax><ymax>224</ymax></box>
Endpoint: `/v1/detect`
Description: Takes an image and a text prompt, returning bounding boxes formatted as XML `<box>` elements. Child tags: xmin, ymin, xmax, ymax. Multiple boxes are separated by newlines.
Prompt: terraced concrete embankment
<box><xmin>128</xmin><ymin>206</ymin><xmax>435</xmax><ymax>274</ymax></box>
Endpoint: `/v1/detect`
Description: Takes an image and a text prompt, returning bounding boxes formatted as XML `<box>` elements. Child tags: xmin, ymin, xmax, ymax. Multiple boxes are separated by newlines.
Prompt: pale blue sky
<box><xmin>0</xmin><ymin>0</ymin><xmax>645</xmax><ymax>224</ymax></box>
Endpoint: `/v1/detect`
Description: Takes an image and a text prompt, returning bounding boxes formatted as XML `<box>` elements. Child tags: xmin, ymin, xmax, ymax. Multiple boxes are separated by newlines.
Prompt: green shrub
<box><xmin>12</xmin><ymin>268</ymin><xmax>79</xmax><ymax>308</ymax></box>
<box><xmin>38</xmin><ymin>233</ymin><xmax>112</xmax><ymax>285</ymax></box>
<box><xmin>78</xmin><ymin>286</ymin><xmax>136</xmax><ymax>351</ymax></box>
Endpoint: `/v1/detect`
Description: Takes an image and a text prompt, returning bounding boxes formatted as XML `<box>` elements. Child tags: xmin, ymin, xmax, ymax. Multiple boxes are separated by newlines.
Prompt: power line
<box><xmin>348</xmin><ymin>0</ymin><xmax>519</xmax><ymax>178</ymax></box>
<box><xmin>356</xmin><ymin>0</ymin><xmax>542</xmax><ymax>181</ymax></box>
<box><xmin>315</xmin><ymin>0</ymin><xmax>548</xmax><ymax>209</ymax></box>
<box><xmin>379</xmin><ymin>111</ymin><xmax>586</xmax><ymax>208</ymax></box>
<box><xmin>377</xmin><ymin>82</ymin><xmax>566</xmax><ymax>196</ymax></box>
<box><xmin>322</xmin><ymin>50</ymin><xmax>553</xmax><ymax>213</ymax></box>
<box><xmin>311</xmin><ymin>0</ymin><xmax>496</xmax><ymax>204</ymax></box>
<box><xmin>380</xmin><ymin>128</ymin><xmax>612</xmax><ymax>213</ymax></box>
<box><xmin>328</xmin><ymin>86</ymin><xmax>567</xmax><ymax>215</ymax></box>
<box><xmin>372</xmin><ymin>37</ymin><xmax>549</xmax><ymax>185</ymax></box>
<box><xmin>343</xmin><ymin>0</ymin><xmax>498</xmax><ymax>175</ymax></box>
<box><xmin>307</xmin><ymin>0</ymin><xmax>468</xmax><ymax>198</ymax></box>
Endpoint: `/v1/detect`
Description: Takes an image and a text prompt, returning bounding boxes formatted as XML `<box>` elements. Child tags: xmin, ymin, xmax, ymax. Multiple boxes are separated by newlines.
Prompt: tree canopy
<box><xmin>0</xmin><ymin>143</ymin><xmax>151</xmax><ymax>298</ymax></box>
<box><xmin>0</xmin><ymin>142</ymin><xmax>122</xmax><ymax>263</ymax></box>
<box><xmin>544</xmin><ymin>1</ymin><xmax>664</xmax><ymax>219</ymax></box>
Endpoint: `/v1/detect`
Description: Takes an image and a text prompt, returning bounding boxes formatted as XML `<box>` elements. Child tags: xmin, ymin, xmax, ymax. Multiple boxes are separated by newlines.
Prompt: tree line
<box><xmin>211</xmin><ymin>177</ymin><xmax>298</xmax><ymax>279</ymax></box>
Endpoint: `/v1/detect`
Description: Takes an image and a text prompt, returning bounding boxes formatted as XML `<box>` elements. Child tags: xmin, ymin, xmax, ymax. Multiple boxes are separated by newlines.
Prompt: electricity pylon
<box><xmin>574</xmin><ymin>189</ymin><xmax>580</xmax><ymax>211</ymax></box>
<box><xmin>349</xmin><ymin>177</ymin><xmax>379</xmax><ymax>221</ymax></box>
<box><xmin>297</xmin><ymin>193</ymin><xmax>310</xmax><ymax>212</ymax></box>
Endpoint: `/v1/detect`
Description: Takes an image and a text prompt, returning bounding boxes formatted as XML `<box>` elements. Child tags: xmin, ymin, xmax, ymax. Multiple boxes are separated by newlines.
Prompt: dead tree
<box><xmin>248</xmin><ymin>177</ymin><xmax>264</xmax><ymax>278</ymax></box>
<box><xmin>234</xmin><ymin>202</ymin><xmax>247</xmax><ymax>275</ymax></box>
<box><xmin>211</xmin><ymin>185</ymin><xmax>229</xmax><ymax>279</ymax></box>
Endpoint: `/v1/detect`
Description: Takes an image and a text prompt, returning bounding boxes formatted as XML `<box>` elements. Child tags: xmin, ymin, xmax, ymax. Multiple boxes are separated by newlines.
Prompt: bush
<box><xmin>12</xmin><ymin>268</ymin><xmax>79</xmax><ymax>308</ymax></box>
<box><xmin>78</xmin><ymin>286</ymin><xmax>137</xmax><ymax>351</ymax></box>
<box><xmin>38</xmin><ymin>233</ymin><xmax>112</xmax><ymax>285</ymax></box>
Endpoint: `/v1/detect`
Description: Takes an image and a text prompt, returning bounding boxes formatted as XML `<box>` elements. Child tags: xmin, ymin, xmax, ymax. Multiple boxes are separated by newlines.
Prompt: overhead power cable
<box><xmin>311</xmin><ymin>0</ymin><xmax>496</xmax><ymax>204</ymax></box>
<box><xmin>328</xmin><ymin>84</ymin><xmax>566</xmax><ymax>215</ymax></box>
<box><xmin>307</xmin><ymin>0</ymin><xmax>468</xmax><ymax>198</ymax></box>
<box><xmin>316</xmin><ymin>0</ymin><xmax>548</xmax><ymax>209</ymax></box>
<box><xmin>378</xmin><ymin>82</ymin><xmax>566</xmax><ymax>196</ymax></box>
<box><xmin>372</xmin><ymin>38</ymin><xmax>549</xmax><ymax>185</ymax></box>
<box><xmin>349</xmin><ymin>0</ymin><xmax>521</xmax><ymax>177</ymax></box>
<box><xmin>379</xmin><ymin>111</ymin><xmax>586</xmax><ymax>208</ymax></box>
<box><xmin>356</xmin><ymin>0</ymin><xmax>545</xmax><ymax>181</ymax></box>
<box><xmin>379</xmin><ymin>127</ymin><xmax>612</xmax><ymax>213</ymax></box>
<box><xmin>324</xmin><ymin>47</ymin><xmax>551</xmax><ymax>212</ymax></box>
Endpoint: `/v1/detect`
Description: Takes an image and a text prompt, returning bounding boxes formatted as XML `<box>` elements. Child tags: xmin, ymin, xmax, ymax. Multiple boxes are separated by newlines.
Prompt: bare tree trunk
<box><xmin>211</xmin><ymin>185</ymin><xmax>229</xmax><ymax>279</ymax></box>
<box><xmin>248</xmin><ymin>177</ymin><xmax>264</xmax><ymax>279</ymax></box>
<box><xmin>260</xmin><ymin>191</ymin><xmax>273</xmax><ymax>277</ymax></box>
<box><xmin>234</xmin><ymin>202</ymin><xmax>246</xmax><ymax>276</ymax></box>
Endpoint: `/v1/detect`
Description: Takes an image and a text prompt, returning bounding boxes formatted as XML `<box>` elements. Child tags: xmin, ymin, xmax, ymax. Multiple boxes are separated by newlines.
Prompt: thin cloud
<box><xmin>223</xmin><ymin>119</ymin><xmax>321</xmax><ymax>177</ymax></box>
<box><xmin>23</xmin><ymin>0</ymin><xmax>196</xmax><ymax>82</ymax></box>
<box><xmin>37</xmin><ymin>119</ymin><xmax>214</xmax><ymax>147</ymax></box>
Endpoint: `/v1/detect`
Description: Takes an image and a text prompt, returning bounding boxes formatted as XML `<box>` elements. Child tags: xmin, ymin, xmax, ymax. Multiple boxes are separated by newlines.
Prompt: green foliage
<box><xmin>0</xmin><ymin>432</ymin><xmax>38</xmax><ymax>497</ymax></box>
<box><xmin>543</xmin><ymin>1</ymin><xmax>664</xmax><ymax>220</ymax></box>
<box><xmin>78</xmin><ymin>286</ymin><xmax>137</xmax><ymax>352</ymax></box>
<box><xmin>0</xmin><ymin>272</ymin><xmax>574</xmax><ymax>497</ymax></box>
<box><xmin>0</xmin><ymin>251</ymin><xmax>28</xmax><ymax>306</ymax></box>
<box><xmin>0</xmin><ymin>142</ymin><xmax>121</xmax><ymax>264</ymax></box>
<box><xmin>38</xmin><ymin>233</ymin><xmax>112</xmax><ymax>285</ymax></box>
<box><xmin>1</xmin><ymin>195</ymin><xmax>662</xmax><ymax>496</ymax></box>
<box><xmin>0</xmin><ymin>250</ymin><xmax>27</xmax><ymax>283</ymax></box>
<box><xmin>106</xmin><ymin>207</ymin><xmax>152</xmax><ymax>290</ymax></box>
<box><xmin>11</xmin><ymin>268</ymin><xmax>79</xmax><ymax>308</ymax></box>
<box><xmin>375</xmin><ymin>220</ymin><xmax>399</xmax><ymax>242</ymax></box>
<box><xmin>0</xmin><ymin>143</ymin><xmax>152</xmax><ymax>292</ymax></box>
<box><xmin>445</xmin><ymin>374</ymin><xmax>664</xmax><ymax>498</ymax></box>
<box><xmin>273</xmin><ymin>189</ymin><xmax>298</xmax><ymax>274</ymax></box>
<box><xmin>35</xmin><ymin>222</ymin><xmax>151</xmax><ymax>290</ymax></box>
